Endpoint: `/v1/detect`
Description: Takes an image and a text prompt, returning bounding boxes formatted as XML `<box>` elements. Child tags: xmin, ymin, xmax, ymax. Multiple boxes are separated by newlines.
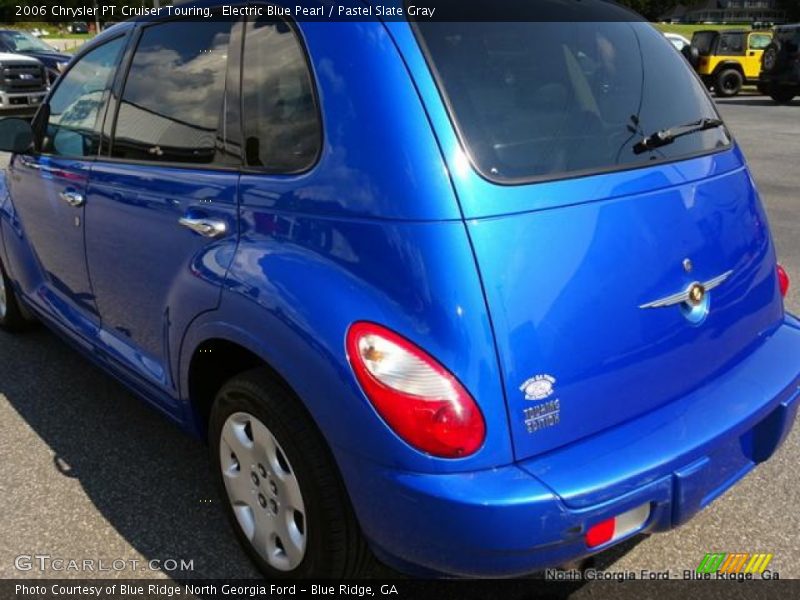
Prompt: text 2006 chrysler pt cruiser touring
<box><xmin>0</xmin><ymin>0</ymin><xmax>798</xmax><ymax>578</ymax></box>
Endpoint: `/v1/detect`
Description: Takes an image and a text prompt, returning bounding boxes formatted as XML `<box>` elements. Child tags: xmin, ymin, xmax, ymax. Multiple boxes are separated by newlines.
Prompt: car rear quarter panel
<box><xmin>182</xmin><ymin>217</ymin><xmax>512</xmax><ymax>473</ymax></box>
<box><xmin>180</xmin><ymin>20</ymin><xmax>513</xmax><ymax>473</ymax></box>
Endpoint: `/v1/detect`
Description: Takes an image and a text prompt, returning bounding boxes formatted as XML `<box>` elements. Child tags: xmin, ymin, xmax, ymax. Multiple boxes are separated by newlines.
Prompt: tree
<box><xmin>776</xmin><ymin>0</ymin><xmax>800</xmax><ymax>21</ymax></box>
<box><xmin>616</xmin><ymin>0</ymin><xmax>683</xmax><ymax>20</ymax></box>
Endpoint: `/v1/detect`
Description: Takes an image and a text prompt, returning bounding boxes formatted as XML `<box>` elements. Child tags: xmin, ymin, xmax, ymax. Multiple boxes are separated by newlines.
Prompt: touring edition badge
<box><xmin>519</xmin><ymin>374</ymin><xmax>560</xmax><ymax>434</ymax></box>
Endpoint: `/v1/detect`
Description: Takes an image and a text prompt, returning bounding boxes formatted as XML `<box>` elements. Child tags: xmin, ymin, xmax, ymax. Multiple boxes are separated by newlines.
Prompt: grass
<box><xmin>653</xmin><ymin>23</ymin><xmax>755</xmax><ymax>37</ymax></box>
<box><xmin>38</xmin><ymin>33</ymin><xmax>95</xmax><ymax>54</ymax></box>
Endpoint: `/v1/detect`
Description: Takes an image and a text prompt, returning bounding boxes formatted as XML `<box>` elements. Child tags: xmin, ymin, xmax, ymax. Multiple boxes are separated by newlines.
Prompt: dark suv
<box><xmin>761</xmin><ymin>24</ymin><xmax>800</xmax><ymax>104</ymax></box>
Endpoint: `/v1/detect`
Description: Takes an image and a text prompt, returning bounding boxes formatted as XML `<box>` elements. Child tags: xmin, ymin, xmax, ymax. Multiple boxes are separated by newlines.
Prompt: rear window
<box><xmin>749</xmin><ymin>33</ymin><xmax>772</xmax><ymax>50</ymax></box>
<box><xmin>414</xmin><ymin>20</ymin><xmax>731</xmax><ymax>183</ymax></box>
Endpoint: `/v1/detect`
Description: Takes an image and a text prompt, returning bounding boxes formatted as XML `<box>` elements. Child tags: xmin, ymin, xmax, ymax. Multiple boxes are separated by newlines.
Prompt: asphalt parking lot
<box><xmin>1</xmin><ymin>94</ymin><xmax>799</xmax><ymax>586</ymax></box>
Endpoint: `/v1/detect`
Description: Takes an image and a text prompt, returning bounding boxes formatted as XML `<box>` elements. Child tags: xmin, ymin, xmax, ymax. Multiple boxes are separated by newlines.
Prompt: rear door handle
<box><xmin>59</xmin><ymin>190</ymin><xmax>85</xmax><ymax>207</ymax></box>
<box><xmin>178</xmin><ymin>216</ymin><xmax>227</xmax><ymax>238</ymax></box>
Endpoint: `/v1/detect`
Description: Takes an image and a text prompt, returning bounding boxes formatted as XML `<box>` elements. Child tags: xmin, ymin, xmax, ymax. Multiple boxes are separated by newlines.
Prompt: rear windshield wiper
<box><xmin>633</xmin><ymin>118</ymin><xmax>725</xmax><ymax>155</ymax></box>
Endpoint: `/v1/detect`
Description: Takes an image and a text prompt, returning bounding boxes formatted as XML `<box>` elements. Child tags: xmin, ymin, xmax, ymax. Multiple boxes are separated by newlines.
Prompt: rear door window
<box><xmin>413</xmin><ymin>18</ymin><xmax>730</xmax><ymax>183</ymax></box>
<box><xmin>110</xmin><ymin>18</ymin><xmax>235</xmax><ymax>165</ymax></box>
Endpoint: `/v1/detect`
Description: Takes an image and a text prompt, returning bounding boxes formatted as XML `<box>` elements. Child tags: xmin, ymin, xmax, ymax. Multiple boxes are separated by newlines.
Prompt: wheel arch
<box><xmin>179</xmin><ymin>320</ymin><xmax>308</xmax><ymax>440</ymax></box>
<box><xmin>713</xmin><ymin>61</ymin><xmax>745</xmax><ymax>77</ymax></box>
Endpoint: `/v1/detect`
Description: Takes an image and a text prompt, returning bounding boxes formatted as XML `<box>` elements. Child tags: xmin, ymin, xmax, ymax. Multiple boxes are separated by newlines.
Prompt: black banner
<box><xmin>3</xmin><ymin>579</ymin><xmax>800</xmax><ymax>600</ymax></box>
<box><xmin>0</xmin><ymin>0</ymin><xmax>651</xmax><ymax>25</ymax></box>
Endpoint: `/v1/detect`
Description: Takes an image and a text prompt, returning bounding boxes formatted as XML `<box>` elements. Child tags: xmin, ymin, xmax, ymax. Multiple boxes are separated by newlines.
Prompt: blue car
<box><xmin>0</xmin><ymin>0</ymin><xmax>798</xmax><ymax>579</ymax></box>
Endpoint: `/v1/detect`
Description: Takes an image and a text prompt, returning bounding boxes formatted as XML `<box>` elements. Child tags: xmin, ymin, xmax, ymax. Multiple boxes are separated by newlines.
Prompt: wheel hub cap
<box><xmin>219</xmin><ymin>412</ymin><xmax>307</xmax><ymax>571</ymax></box>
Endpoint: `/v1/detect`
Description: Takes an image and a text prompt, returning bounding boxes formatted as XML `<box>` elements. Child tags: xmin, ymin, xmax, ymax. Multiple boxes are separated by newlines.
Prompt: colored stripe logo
<box><xmin>697</xmin><ymin>553</ymin><xmax>773</xmax><ymax>574</ymax></box>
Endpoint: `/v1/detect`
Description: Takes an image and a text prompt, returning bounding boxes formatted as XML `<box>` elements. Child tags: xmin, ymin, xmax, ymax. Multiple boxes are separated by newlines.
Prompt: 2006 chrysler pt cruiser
<box><xmin>0</xmin><ymin>0</ymin><xmax>798</xmax><ymax>578</ymax></box>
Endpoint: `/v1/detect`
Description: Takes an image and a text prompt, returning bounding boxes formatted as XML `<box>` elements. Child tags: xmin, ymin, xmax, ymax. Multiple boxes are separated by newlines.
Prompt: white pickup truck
<box><xmin>0</xmin><ymin>53</ymin><xmax>47</xmax><ymax>117</ymax></box>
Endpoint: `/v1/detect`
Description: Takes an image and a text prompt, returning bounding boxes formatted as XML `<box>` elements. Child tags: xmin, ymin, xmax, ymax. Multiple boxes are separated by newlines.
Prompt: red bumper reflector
<box><xmin>778</xmin><ymin>264</ymin><xmax>790</xmax><ymax>298</ymax></box>
<box><xmin>586</xmin><ymin>517</ymin><xmax>615</xmax><ymax>548</ymax></box>
<box><xmin>585</xmin><ymin>503</ymin><xmax>651</xmax><ymax>549</ymax></box>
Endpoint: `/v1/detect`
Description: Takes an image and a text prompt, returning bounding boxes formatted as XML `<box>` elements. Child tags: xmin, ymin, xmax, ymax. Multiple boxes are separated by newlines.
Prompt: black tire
<box><xmin>0</xmin><ymin>258</ymin><xmax>32</xmax><ymax>332</ymax></box>
<box><xmin>715</xmin><ymin>69</ymin><xmax>743</xmax><ymax>97</ymax></box>
<box><xmin>761</xmin><ymin>42</ymin><xmax>783</xmax><ymax>73</ymax></box>
<box><xmin>209</xmin><ymin>368</ymin><xmax>374</xmax><ymax>579</ymax></box>
<box><xmin>769</xmin><ymin>88</ymin><xmax>797</xmax><ymax>105</ymax></box>
<box><xmin>756</xmin><ymin>82</ymin><xmax>770</xmax><ymax>96</ymax></box>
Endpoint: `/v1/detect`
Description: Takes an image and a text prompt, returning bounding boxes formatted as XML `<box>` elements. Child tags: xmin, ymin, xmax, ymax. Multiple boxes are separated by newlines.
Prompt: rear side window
<box><xmin>414</xmin><ymin>19</ymin><xmax>730</xmax><ymax>183</ymax></box>
<box><xmin>692</xmin><ymin>31</ymin><xmax>716</xmax><ymax>55</ymax></box>
<box><xmin>718</xmin><ymin>33</ymin><xmax>745</xmax><ymax>55</ymax></box>
<box><xmin>111</xmin><ymin>19</ymin><xmax>234</xmax><ymax>165</ymax></box>
<box><xmin>241</xmin><ymin>16</ymin><xmax>320</xmax><ymax>172</ymax></box>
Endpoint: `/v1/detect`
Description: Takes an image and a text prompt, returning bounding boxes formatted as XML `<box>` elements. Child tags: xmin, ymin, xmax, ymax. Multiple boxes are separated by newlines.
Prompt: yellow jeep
<box><xmin>686</xmin><ymin>29</ymin><xmax>773</xmax><ymax>97</ymax></box>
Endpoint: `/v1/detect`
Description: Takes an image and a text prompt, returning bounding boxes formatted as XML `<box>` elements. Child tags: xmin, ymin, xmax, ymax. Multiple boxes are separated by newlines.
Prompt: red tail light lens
<box><xmin>346</xmin><ymin>322</ymin><xmax>485</xmax><ymax>458</ymax></box>
<box><xmin>777</xmin><ymin>264</ymin><xmax>790</xmax><ymax>298</ymax></box>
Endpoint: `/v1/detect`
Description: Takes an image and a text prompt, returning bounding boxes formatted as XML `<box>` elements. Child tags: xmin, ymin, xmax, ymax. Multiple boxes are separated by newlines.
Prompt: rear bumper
<box><xmin>339</xmin><ymin>316</ymin><xmax>800</xmax><ymax>577</ymax></box>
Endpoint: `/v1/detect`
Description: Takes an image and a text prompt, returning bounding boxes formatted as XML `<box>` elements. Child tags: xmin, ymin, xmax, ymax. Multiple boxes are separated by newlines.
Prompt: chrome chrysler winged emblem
<box><xmin>639</xmin><ymin>270</ymin><xmax>734</xmax><ymax>310</ymax></box>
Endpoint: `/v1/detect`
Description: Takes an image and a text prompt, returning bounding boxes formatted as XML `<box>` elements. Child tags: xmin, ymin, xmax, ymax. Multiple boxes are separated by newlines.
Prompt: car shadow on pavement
<box><xmin>0</xmin><ymin>327</ymin><xmax>641</xmax><ymax>582</ymax></box>
<box><xmin>0</xmin><ymin>327</ymin><xmax>260</xmax><ymax>579</ymax></box>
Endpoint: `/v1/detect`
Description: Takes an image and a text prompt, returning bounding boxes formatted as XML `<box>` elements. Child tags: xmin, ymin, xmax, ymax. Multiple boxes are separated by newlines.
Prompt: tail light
<box><xmin>777</xmin><ymin>264</ymin><xmax>789</xmax><ymax>298</ymax></box>
<box><xmin>346</xmin><ymin>322</ymin><xmax>485</xmax><ymax>458</ymax></box>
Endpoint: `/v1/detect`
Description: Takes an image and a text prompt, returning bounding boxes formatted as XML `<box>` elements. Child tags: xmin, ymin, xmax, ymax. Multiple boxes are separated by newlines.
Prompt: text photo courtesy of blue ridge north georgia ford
<box><xmin>0</xmin><ymin>0</ymin><xmax>799</xmax><ymax>595</ymax></box>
